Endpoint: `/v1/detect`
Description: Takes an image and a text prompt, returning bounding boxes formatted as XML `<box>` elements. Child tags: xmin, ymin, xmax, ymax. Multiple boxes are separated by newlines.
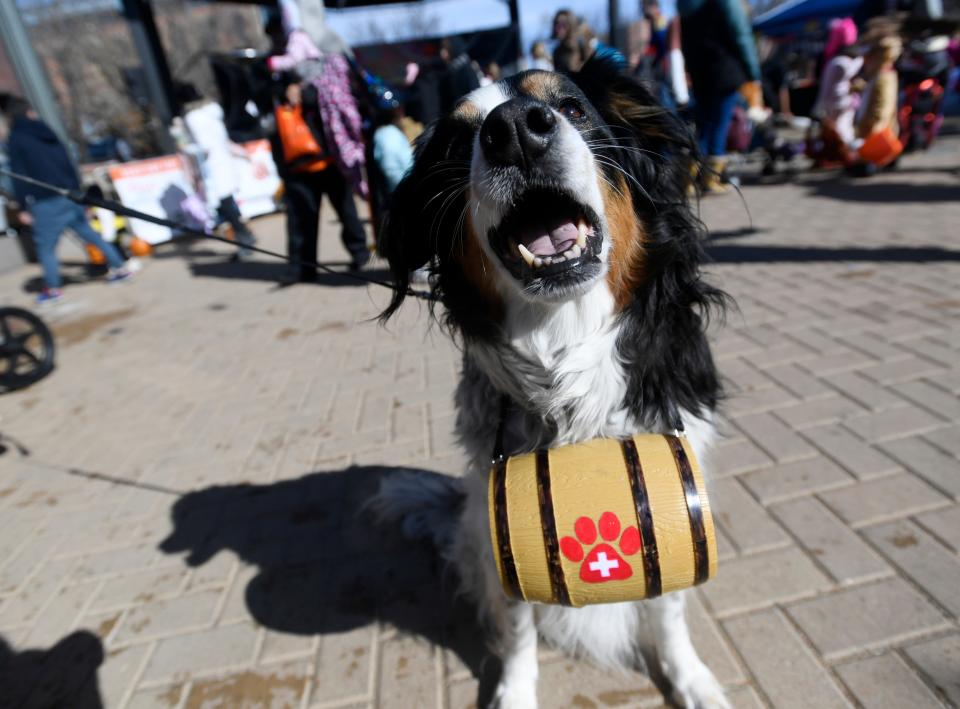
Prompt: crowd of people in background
<box><xmin>535</xmin><ymin>3</ymin><xmax>957</xmax><ymax>190</ymax></box>
<box><xmin>2</xmin><ymin>0</ymin><xmax>959</xmax><ymax>301</ymax></box>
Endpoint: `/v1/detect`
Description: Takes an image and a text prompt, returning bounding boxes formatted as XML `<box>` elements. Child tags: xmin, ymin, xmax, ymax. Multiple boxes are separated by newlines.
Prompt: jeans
<box><xmin>694</xmin><ymin>91</ymin><xmax>740</xmax><ymax>157</ymax></box>
<box><xmin>30</xmin><ymin>196</ymin><xmax>125</xmax><ymax>289</ymax></box>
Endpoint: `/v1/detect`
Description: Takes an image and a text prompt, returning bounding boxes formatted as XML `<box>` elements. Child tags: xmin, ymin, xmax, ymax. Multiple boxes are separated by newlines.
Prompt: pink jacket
<box><xmin>268</xmin><ymin>30</ymin><xmax>321</xmax><ymax>73</ymax></box>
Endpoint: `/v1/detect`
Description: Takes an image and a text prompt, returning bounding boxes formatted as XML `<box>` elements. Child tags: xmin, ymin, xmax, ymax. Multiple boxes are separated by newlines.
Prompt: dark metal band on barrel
<box><xmin>535</xmin><ymin>449</ymin><xmax>571</xmax><ymax>606</ymax></box>
<box><xmin>665</xmin><ymin>435</ymin><xmax>709</xmax><ymax>585</ymax></box>
<box><xmin>621</xmin><ymin>438</ymin><xmax>662</xmax><ymax>597</ymax></box>
<box><xmin>492</xmin><ymin>459</ymin><xmax>522</xmax><ymax>599</ymax></box>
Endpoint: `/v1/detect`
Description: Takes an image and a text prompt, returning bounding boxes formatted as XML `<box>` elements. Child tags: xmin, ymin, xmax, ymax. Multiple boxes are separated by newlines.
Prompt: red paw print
<box><xmin>560</xmin><ymin>512</ymin><xmax>641</xmax><ymax>583</ymax></box>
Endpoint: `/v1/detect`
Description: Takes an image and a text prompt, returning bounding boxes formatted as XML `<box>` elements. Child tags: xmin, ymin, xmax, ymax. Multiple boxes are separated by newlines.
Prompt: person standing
<box><xmin>678</xmin><ymin>0</ymin><xmax>761</xmax><ymax>192</ymax></box>
<box><xmin>530</xmin><ymin>41</ymin><xmax>554</xmax><ymax>71</ymax></box>
<box><xmin>551</xmin><ymin>9</ymin><xmax>592</xmax><ymax>72</ymax></box>
<box><xmin>268</xmin><ymin>0</ymin><xmax>368</xmax><ymax>199</ymax></box>
<box><xmin>636</xmin><ymin>0</ymin><xmax>689</xmax><ymax>109</ymax></box>
<box><xmin>850</xmin><ymin>35</ymin><xmax>903</xmax><ymax>175</ymax></box>
<box><xmin>274</xmin><ymin>81</ymin><xmax>369</xmax><ymax>279</ymax></box>
<box><xmin>438</xmin><ymin>38</ymin><xmax>481</xmax><ymax>114</ymax></box>
<box><xmin>0</xmin><ymin>95</ymin><xmax>133</xmax><ymax>304</ymax></box>
<box><xmin>264</xmin><ymin>4</ymin><xmax>370</xmax><ymax>277</ymax></box>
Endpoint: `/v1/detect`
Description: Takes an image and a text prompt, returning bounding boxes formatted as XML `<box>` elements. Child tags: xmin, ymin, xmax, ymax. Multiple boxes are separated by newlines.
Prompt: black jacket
<box><xmin>679</xmin><ymin>0</ymin><xmax>760</xmax><ymax>101</ymax></box>
<box><xmin>7</xmin><ymin>115</ymin><xmax>79</xmax><ymax>205</ymax></box>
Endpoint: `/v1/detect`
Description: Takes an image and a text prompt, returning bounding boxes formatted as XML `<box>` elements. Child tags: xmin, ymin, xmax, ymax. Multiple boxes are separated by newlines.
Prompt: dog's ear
<box><xmin>377</xmin><ymin>123</ymin><xmax>440</xmax><ymax>321</ymax></box>
<box><xmin>569</xmin><ymin>51</ymin><xmax>698</xmax><ymax>199</ymax></box>
<box><xmin>570</xmin><ymin>51</ymin><xmax>684</xmax><ymax>139</ymax></box>
<box><xmin>570</xmin><ymin>55</ymin><xmax>728</xmax><ymax>426</ymax></box>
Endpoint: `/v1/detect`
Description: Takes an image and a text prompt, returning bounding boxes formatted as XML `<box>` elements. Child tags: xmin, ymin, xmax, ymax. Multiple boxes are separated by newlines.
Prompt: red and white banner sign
<box><xmin>108</xmin><ymin>156</ymin><xmax>195</xmax><ymax>245</ymax></box>
<box><xmin>108</xmin><ymin>141</ymin><xmax>280</xmax><ymax>244</ymax></box>
<box><xmin>234</xmin><ymin>140</ymin><xmax>281</xmax><ymax>219</ymax></box>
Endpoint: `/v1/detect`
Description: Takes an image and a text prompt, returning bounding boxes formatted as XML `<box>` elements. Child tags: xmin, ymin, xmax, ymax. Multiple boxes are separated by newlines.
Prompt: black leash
<box><xmin>0</xmin><ymin>167</ymin><xmax>435</xmax><ymax>301</ymax></box>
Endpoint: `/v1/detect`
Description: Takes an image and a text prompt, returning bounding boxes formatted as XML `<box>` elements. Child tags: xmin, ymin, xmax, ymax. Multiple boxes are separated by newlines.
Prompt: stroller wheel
<box><xmin>0</xmin><ymin>307</ymin><xmax>56</xmax><ymax>392</ymax></box>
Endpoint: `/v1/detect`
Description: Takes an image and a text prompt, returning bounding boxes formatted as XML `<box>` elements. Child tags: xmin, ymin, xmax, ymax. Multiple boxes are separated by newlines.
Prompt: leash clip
<box><xmin>672</xmin><ymin>413</ymin><xmax>686</xmax><ymax>439</ymax></box>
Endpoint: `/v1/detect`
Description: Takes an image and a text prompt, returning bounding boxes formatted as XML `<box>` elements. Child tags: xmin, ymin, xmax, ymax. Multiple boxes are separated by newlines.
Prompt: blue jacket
<box><xmin>6</xmin><ymin>115</ymin><xmax>79</xmax><ymax>205</ymax></box>
<box><xmin>373</xmin><ymin>124</ymin><xmax>413</xmax><ymax>194</ymax></box>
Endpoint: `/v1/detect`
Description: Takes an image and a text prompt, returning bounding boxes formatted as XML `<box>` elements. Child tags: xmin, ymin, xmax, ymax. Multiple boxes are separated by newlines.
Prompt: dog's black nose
<box><xmin>480</xmin><ymin>97</ymin><xmax>558</xmax><ymax>167</ymax></box>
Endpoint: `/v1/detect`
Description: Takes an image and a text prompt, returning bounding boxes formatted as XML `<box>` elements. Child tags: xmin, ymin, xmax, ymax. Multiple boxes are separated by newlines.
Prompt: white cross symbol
<box><xmin>589</xmin><ymin>552</ymin><xmax>619</xmax><ymax>578</ymax></box>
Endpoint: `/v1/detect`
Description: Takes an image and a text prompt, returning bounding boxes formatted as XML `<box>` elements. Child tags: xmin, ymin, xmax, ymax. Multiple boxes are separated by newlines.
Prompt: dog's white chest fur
<box><xmin>473</xmin><ymin>285</ymin><xmax>633</xmax><ymax>446</ymax></box>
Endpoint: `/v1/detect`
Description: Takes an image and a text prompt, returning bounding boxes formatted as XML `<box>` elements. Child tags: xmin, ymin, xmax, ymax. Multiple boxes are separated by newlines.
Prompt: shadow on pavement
<box><xmin>0</xmin><ymin>631</ymin><xmax>105</xmax><ymax>708</ymax></box>
<box><xmin>738</xmin><ymin>162</ymin><xmax>959</xmax><ymax>190</ymax></box>
<box><xmin>805</xmin><ymin>179</ymin><xmax>960</xmax><ymax>203</ymax></box>
<box><xmin>707</xmin><ymin>243</ymin><xmax>960</xmax><ymax>264</ymax></box>
<box><xmin>187</xmin><ymin>259</ymin><xmax>393</xmax><ymax>289</ymax></box>
<box><xmin>150</xmin><ymin>237</ymin><xmax>390</xmax><ymax>289</ymax></box>
<box><xmin>21</xmin><ymin>271</ymin><xmax>90</xmax><ymax>295</ymax></box>
<box><xmin>705</xmin><ymin>227</ymin><xmax>766</xmax><ymax>241</ymax></box>
<box><xmin>159</xmin><ymin>465</ymin><xmax>501</xmax><ymax>706</ymax></box>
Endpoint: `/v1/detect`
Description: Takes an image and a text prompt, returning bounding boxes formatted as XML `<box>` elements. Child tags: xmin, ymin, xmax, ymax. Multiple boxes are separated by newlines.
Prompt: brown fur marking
<box><xmin>601</xmin><ymin>175</ymin><xmax>645</xmax><ymax>310</ymax></box>
<box><xmin>459</xmin><ymin>211</ymin><xmax>505</xmax><ymax>322</ymax></box>
<box><xmin>453</xmin><ymin>100</ymin><xmax>483</xmax><ymax>123</ymax></box>
<box><xmin>519</xmin><ymin>72</ymin><xmax>561</xmax><ymax>102</ymax></box>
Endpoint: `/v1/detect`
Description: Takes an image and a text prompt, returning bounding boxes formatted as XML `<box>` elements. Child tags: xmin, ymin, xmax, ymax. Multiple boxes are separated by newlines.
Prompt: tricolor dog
<box><xmin>377</xmin><ymin>55</ymin><xmax>729</xmax><ymax>709</ymax></box>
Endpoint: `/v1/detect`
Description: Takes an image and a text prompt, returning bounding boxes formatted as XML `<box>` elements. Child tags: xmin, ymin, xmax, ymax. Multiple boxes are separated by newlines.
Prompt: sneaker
<box><xmin>106</xmin><ymin>267</ymin><xmax>134</xmax><ymax>284</ymax></box>
<box><xmin>349</xmin><ymin>253</ymin><xmax>371</xmax><ymax>271</ymax></box>
<box><xmin>35</xmin><ymin>288</ymin><xmax>63</xmax><ymax>305</ymax></box>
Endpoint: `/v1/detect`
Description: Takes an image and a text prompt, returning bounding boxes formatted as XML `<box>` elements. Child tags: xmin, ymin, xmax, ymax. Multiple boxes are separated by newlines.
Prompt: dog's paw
<box><xmin>490</xmin><ymin>680</ymin><xmax>537</xmax><ymax>709</ymax></box>
<box><xmin>666</xmin><ymin>660</ymin><xmax>730</xmax><ymax>709</ymax></box>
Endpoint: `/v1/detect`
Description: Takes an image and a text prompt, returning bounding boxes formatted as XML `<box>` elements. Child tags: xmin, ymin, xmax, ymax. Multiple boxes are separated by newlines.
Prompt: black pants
<box><xmin>216</xmin><ymin>196</ymin><xmax>255</xmax><ymax>254</ymax></box>
<box><xmin>284</xmin><ymin>168</ymin><xmax>368</xmax><ymax>280</ymax></box>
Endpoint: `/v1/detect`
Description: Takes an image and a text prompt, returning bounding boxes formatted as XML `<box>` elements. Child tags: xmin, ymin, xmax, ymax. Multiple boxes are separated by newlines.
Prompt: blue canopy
<box><xmin>753</xmin><ymin>0</ymin><xmax>864</xmax><ymax>35</ymax></box>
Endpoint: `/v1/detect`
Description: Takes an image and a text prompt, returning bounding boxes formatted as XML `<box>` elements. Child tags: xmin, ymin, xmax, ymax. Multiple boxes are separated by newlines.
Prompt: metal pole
<box><xmin>121</xmin><ymin>0</ymin><xmax>176</xmax><ymax>152</ymax></box>
<box><xmin>506</xmin><ymin>0</ymin><xmax>522</xmax><ymax>70</ymax></box>
<box><xmin>609</xmin><ymin>0</ymin><xmax>620</xmax><ymax>49</ymax></box>
<box><xmin>0</xmin><ymin>0</ymin><xmax>72</xmax><ymax>148</ymax></box>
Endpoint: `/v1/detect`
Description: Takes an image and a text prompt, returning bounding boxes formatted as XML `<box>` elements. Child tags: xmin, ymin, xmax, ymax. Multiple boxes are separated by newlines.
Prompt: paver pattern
<box><xmin>0</xmin><ymin>132</ymin><xmax>958</xmax><ymax>708</ymax></box>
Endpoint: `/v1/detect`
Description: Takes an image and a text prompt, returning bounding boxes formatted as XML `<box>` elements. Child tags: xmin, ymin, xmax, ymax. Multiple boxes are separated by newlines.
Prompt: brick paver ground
<box><xmin>0</xmin><ymin>131</ymin><xmax>958</xmax><ymax>708</ymax></box>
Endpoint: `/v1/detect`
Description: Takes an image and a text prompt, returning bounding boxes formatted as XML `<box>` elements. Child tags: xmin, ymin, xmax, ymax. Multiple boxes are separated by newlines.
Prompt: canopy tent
<box><xmin>753</xmin><ymin>0</ymin><xmax>865</xmax><ymax>35</ymax></box>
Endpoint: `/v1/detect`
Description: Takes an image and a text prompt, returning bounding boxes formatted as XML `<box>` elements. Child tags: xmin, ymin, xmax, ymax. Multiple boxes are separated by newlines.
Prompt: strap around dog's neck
<box><xmin>492</xmin><ymin>394</ymin><xmax>686</xmax><ymax>465</ymax></box>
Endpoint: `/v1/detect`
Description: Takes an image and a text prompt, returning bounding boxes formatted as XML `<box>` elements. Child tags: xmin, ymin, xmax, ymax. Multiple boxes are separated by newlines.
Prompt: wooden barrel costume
<box><xmin>488</xmin><ymin>434</ymin><xmax>717</xmax><ymax>607</ymax></box>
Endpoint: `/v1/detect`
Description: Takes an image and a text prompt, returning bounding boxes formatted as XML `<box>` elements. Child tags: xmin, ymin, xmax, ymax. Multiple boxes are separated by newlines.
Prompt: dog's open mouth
<box><xmin>489</xmin><ymin>189</ymin><xmax>603</xmax><ymax>284</ymax></box>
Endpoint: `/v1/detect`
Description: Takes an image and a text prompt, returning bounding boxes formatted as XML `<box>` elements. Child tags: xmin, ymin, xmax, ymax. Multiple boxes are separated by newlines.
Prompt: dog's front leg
<box><xmin>491</xmin><ymin>600</ymin><xmax>538</xmax><ymax>709</ymax></box>
<box><xmin>648</xmin><ymin>591</ymin><xmax>729</xmax><ymax>709</ymax></box>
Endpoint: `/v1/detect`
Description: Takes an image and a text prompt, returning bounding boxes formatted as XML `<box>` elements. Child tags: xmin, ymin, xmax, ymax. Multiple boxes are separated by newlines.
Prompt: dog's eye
<box><xmin>558</xmin><ymin>99</ymin><xmax>585</xmax><ymax>121</ymax></box>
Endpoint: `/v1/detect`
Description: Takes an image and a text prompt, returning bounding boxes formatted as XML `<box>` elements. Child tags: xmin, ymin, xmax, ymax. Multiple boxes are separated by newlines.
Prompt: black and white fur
<box><xmin>378</xmin><ymin>55</ymin><xmax>729</xmax><ymax>709</ymax></box>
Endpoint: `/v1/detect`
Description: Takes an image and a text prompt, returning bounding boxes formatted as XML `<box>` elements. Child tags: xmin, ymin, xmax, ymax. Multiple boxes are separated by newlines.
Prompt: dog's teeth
<box><xmin>570</xmin><ymin>244</ymin><xmax>582</xmax><ymax>258</ymax></box>
<box><xmin>576</xmin><ymin>222</ymin><xmax>588</xmax><ymax>248</ymax></box>
<box><xmin>517</xmin><ymin>243</ymin><xmax>536</xmax><ymax>267</ymax></box>
<box><xmin>533</xmin><ymin>256</ymin><xmax>543</xmax><ymax>268</ymax></box>
<box><xmin>543</xmin><ymin>256</ymin><xmax>553</xmax><ymax>266</ymax></box>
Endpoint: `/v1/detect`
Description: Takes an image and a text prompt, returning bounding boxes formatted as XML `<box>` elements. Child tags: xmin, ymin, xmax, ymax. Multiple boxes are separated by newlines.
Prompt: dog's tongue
<box><xmin>517</xmin><ymin>219</ymin><xmax>579</xmax><ymax>256</ymax></box>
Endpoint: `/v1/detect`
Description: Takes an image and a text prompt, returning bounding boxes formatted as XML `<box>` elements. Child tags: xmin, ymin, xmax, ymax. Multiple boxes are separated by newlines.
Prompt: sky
<box><xmin>325</xmin><ymin>0</ymin><xmax>648</xmax><ymax>52</ymax></box>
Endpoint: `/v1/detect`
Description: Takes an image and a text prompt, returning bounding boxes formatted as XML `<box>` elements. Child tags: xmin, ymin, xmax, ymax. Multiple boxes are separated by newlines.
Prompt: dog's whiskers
<box><xmin>432</xmin><ymin>184</ymin><xmax>469</xmax><ymax>239</ymax></box>
<box><xmin>593</xmin><ymin>156</ymin><xmax>659</xmax><ymax>213</ymax></box>
<box><xmin>585</xmin><ymin>141</ymin><xmax>669</xmax><ymax>163</ymax></box>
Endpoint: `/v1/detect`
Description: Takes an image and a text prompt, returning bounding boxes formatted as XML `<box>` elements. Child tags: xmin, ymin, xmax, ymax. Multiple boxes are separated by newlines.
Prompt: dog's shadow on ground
<box><xmin>159</xmin><ymin>465</ymin><xmax>501</xmax><ymax>706</ymax></box>
<box><xmin>0</xmin><ymin>631</ymin><xmax>105</xmax><ymax>708</ymax></box>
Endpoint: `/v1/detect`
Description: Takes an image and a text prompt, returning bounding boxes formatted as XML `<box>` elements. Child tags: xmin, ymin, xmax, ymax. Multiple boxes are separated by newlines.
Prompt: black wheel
<box><xmin>0</xmin><ymin>307</ymin><xmax>56</xmax><ymax>392</ymax></box>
